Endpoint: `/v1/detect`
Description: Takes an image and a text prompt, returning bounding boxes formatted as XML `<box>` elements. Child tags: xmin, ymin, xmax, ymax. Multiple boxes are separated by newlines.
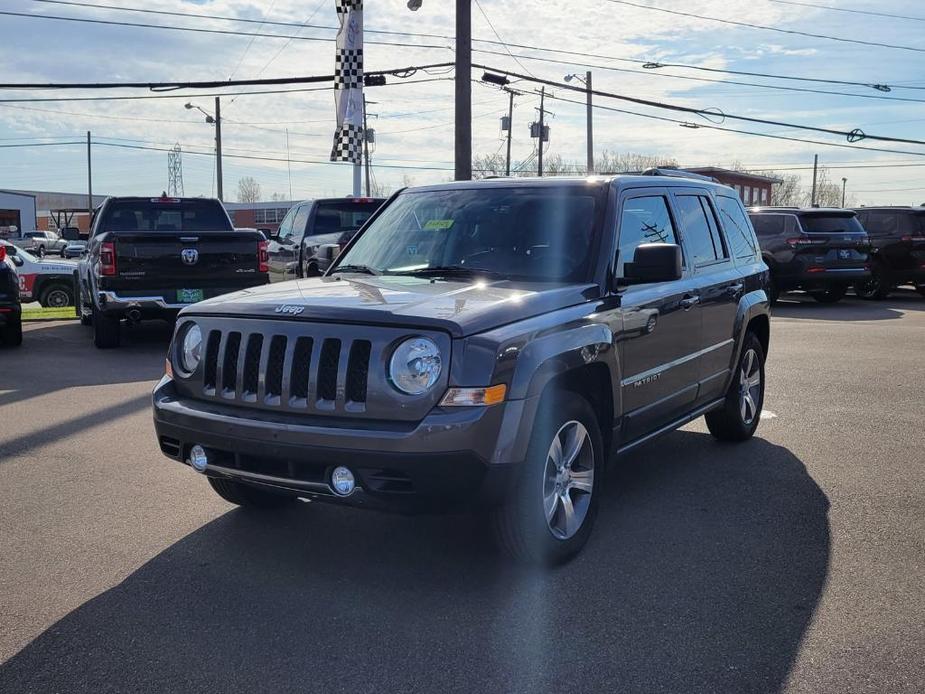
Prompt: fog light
<box><xmin>331</xmin><ymin>466</ymin><xmax>356</xmax><ymax>496</ymax></box>
<box><xmin>188</xmin><ymin>445</ymin><xmax>208</xmax><ymax>472</ymax></box>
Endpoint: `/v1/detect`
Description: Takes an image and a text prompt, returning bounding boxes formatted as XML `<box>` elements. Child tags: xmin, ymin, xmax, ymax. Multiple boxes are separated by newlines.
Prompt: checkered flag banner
<box><xmin>331</xmin><ymin>0</ymin><xmax>364</xmax><ymax>164</ymax></box>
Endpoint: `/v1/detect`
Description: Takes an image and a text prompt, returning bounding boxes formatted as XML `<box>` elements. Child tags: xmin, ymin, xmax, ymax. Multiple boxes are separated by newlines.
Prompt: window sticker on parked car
<box><xmin>423</xmin><ymin>219</ymin><xmax>454</xmax><ymax>231</ymax></box>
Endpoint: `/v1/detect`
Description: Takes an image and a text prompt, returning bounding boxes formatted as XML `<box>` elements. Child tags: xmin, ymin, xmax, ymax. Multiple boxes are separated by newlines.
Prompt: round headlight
<box><xmin>389</xmin><ymin>337</ymin><xmax>442</xmax><ymax>395</ymax></box>
<box><xmin>180</xmin><ymin>323</ymin><xmax>203</xmax><ymax>373</ymax></box>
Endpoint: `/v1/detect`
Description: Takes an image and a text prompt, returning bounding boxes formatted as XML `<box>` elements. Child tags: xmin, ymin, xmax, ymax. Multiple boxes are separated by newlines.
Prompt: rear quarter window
<box><xmin>717</xmin><ymin>195</ymin><xmax>760</xmax><ymax>261</ymax></box>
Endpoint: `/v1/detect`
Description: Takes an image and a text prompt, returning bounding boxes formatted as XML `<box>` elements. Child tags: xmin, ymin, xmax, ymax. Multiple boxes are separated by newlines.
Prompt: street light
<box><xmin>842</xmin><ymin>177</ymin><xmax>848</xmax><ymax>208</ymax></box>
<box><xmin>565</xmin><ymin>71</ymin><xmax>594</xmax><ymax>174</ymax></box>
<box><xmin>407</xmin><ymin>0</ymin><xmax>423</xmax><ymax>10</ymax></box>
<box><xmin>185</xmin><ymin>99</ymin><xmax>223</xmax><ymax>201</ymax></box>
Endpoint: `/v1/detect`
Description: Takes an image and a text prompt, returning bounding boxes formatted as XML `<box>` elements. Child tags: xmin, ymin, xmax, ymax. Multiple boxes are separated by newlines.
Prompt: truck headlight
<box><xmin>180</xmin><ymin>323</ymin><xmax>203</xmax><ymax>373</ymax></box>
<box><xmin>389</xmin><ymin>337</ymin><xmax>442</xmax><ymax>395</ymax></box>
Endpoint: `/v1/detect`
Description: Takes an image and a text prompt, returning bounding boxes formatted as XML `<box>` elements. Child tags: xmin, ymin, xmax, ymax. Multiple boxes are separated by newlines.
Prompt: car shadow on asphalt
<box><xmin>0</xmin><ymin>432</ymin><xmax>830</xmax><ymax>694</ymax></box>
<box><xmin>0</xmin><ymin>320</ymin><xmax>172</xmax><ymax>410</ymax></box>
<box><xmin>772</xmin><ymin>289</ymin><xmax>925</xmax><ymax>321</ymax></box>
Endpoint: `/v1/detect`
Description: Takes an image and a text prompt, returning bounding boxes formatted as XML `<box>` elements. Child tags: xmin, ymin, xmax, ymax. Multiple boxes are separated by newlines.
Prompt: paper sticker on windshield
<box><xmin>423</xmin><ymin>219</ymin><xmax>454</xmax><ymax>231</ymax></box>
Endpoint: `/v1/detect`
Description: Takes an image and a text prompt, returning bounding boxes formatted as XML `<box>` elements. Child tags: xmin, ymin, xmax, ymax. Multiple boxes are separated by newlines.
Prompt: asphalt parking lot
<box><xmin>1</xmin><ymin>293</ymin><xmax>923</xmax><ymax>694</ymax></box>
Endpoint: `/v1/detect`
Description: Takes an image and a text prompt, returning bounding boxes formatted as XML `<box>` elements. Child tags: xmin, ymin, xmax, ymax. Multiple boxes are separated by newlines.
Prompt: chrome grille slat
<box><xmin>182</xmin><ymin>318</ymin><xmax>448</xmax><ymax>421</ymax></box>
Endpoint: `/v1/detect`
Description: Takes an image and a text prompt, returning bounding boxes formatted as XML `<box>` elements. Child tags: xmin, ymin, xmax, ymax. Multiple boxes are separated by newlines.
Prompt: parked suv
<box><xmin>748</xmin><ymin>207</ymin><xmax>870</xmax><ymax>303</ymax></box>
<box><xmin>266</xmin><ymin>197</ymin><xmax>385</xmax><ymax>281</ymax></box>
<box><xmin>153</xmin><ymin>174</ymin><xmax>771</xmax><ymax>564</ymax></box>
<box><xmin>0</xmin><ymin>241</ymin><xmax>23</xmax><ymax>346</ymax></box>
<box><xmin>852</xmin><ymin>206</ymin><xmax>925</xmax><ymax>299</ymax></box>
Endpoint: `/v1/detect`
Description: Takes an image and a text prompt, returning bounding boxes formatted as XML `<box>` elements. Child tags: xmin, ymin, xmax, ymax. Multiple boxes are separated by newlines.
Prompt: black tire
<box><xmin>855</xmin><ymin>266</ymin><xmax>890</xmax><ymax>300</ymax></box>
<box><xmin>491</xmin><ymin>390</ymin><xmax>604</xmax><ymax>565</ymax></box>
<box><xmin>810</xmin><ymin>284</ymin><xmax>848</xmax><ymax>304</ymax></box>
<box><xmin>706</xmin><ymin>332</ymin><xmax>766</xmax><ymax>442</ymax></box>
<box><xmin>36</xmin><ymin>245</ymin><xmax>45</xmax><ymax>258</ymax></box>
<box><xmin>39</xmin><ymin>283</ymin><xmax>74</xmax><ymax>308</ymax></box>
<box><xmin>92</xmin><ymin>305</ymin><xmax>120</xmax><ymax>348</ymax></box>
<box><xmin>207</xmin><ymin>477</ymin><xmax>294</xmax><ymax>509</ymax></box>
<box><xmin>1</xmin><ymin>316</ymin><xmax>23</xmax><ymax>347</ymax></box>
<box><xmin>767</xmin><ymin>273</ymin><xmax>780</xmax><ymax>306</ymax></box>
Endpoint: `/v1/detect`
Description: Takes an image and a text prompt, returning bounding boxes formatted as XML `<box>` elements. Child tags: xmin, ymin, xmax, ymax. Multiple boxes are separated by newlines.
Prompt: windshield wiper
<box><xmin>394</xmin><ymin>265</ymin><xmax>503</xmax><ymax>279</ymax></box>
<box><xmin>329</xmin><ymin>264</ymin><xmax>380</xmax><ymax>276</ymax></box>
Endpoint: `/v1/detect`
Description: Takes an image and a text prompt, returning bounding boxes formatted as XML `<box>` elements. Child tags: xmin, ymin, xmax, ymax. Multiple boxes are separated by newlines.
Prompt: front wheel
<box><xmin>855</xmin><ymin>267</ymin><xmax>890</xmax><ymax>300</ymax></box>
<box><xmin>492</xmin><ymin>391</ymin><xmax>603</xmax><ymax>565</ymax></box>
<box><xmin>207</xmin><ymin>477</ymin><xmax>294</xmax><ymax>509</ymax></box>
<box><xmin>706</xmin><ymin>332</ymin><xmax>766</xmax><ymax>442</ymax></box>
<box><xmin>810</xmin><ymin>285</ymin><xmax>847</xmax><ymax>304</ymax></box>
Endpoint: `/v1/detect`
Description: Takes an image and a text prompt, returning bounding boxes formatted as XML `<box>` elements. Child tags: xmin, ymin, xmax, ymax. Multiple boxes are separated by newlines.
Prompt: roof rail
<box><xmin>640</xmin><ymin>167</ymin><xmax>716</xmax><ymax>182</ymax></box>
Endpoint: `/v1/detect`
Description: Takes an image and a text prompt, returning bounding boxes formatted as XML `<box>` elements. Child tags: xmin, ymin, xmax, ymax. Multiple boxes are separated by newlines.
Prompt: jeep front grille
<box><xmin>200</xmin><ymin>327</ymin><xmax>372</xmax><ymax>412</ymax></box>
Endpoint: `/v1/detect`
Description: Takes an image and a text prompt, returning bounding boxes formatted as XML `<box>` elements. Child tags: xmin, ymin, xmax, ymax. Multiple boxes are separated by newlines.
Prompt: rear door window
<box><xmin>308</xmin><ymin>201</ymin><xmax>382</xmax><ymax>237</ymax></box>
<box><xmin>717</xmin><ymin>195</ymin><xmax>760</xmax><ymax>260</ymax></box>
<box><xmin>863</xmin><ymin>211</ymin><xmax>899</xmax><ymax>237</ymax></box>
<box><xmin>616</xmin><ymin>195</ymin><xmax>677</xmax><ymax>277</ymax></box>
<box><xmin>676</xmin><ymin>195</ymin><xmax>727</xmax><ymax>266</ymax></box>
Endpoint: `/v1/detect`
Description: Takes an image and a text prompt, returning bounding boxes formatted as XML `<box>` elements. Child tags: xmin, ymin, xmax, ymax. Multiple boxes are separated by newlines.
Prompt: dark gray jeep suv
<box><xmin>153</xmin><ymin>174</ymin><xmax>771</xmax><ymax>564</ymax></box>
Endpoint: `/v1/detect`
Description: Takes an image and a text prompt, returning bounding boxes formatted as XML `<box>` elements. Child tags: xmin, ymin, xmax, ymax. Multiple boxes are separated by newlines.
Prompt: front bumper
<box><xmin>153</xmin><ymin>377</ymin><xmax>535</xmax><ymax>513</ymax></box>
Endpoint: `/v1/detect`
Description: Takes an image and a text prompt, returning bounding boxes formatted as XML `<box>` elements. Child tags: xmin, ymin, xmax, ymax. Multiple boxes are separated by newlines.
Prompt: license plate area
<box><xmin>177</xmin><ymin>288</ymin><xmax>204</xmax><ymax>303</ymax></box>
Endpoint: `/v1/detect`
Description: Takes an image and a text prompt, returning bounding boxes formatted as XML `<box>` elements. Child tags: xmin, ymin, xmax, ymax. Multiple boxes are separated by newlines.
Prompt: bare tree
<box><xmin>237</xmin><ymin>176</ymin><xmax>261</xmax><ymax>203</ymax></box>
<box><xmin>595</xmin><ymin>150</ymin><xmax>678</xmax><ymax>173</ymax></box>
<box><xmin>269</xmin><ymin>191</ymin><xmax>289</xmax><ymax>201</ymax></box>
<box><xmin>472</xmin><ymin>152</ymin><xmax>507</xmax><ymax>179</ymax></box>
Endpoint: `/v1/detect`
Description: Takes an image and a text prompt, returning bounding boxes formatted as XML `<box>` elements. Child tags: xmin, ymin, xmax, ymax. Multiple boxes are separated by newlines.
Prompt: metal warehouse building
<box><xmin>0</xmin><ymin>190</ymin><xmax>37</xmax><ymax>236</ymax></box>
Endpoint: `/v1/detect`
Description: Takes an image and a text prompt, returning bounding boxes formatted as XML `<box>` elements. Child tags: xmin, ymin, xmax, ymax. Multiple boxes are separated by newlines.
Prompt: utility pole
<box><xmin>585</xmin><ymin>70</ymin><xmax>594</xmax><ymax>174</ymax></box>
<box><xmin>286</xmin><ymin>129</ymin><xmax>293</xmax><ymax>200</ymax></box>
<box><xmin>455</xmin><ymin>0</ymin><xmax>471</xmax><ymax>181</ymax></box>
<box><xmin>363</xmin><ymin>95</ymin><xmax>371</xmax><ymax>197</ymax></box>
<box><xmin>505</xmin><ymin>88</ymin><xmax>514</xmax><ymax>176</ymax></box>
<box><xmin>841</xmin><ymin>177</ymin><xmax>847</xmax><ymax>207</ymax></box>
<box><xmin>86</xmin><ymin>131</ymin><xmax>93</xmax><ymax>220</ymax></box>
<box><xmin>537</xmin><ymin>87</ymin><xmax>546</xmax><ymax>177</ymax></box>
<box><xmin>214</xmin><ymin>96</ymin><xmax>224</xmax><ymax>201</ymax></box>
<box><xmin>810</xmin><ymin>153</ymin><xmax>819</xmax><ymax>207</ymax></box>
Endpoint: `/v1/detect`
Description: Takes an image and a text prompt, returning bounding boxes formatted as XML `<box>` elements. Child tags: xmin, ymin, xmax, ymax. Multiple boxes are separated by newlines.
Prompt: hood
<box><xmin>184</xmin><ymin>275</ymin><xmax>599</xmax><ymax>337</ymax></box>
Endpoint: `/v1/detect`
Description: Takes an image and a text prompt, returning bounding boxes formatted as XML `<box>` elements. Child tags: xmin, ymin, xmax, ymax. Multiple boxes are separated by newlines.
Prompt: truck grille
<box><xmin>200</xmin><ymin>327</ymin><xmax>372</xmax><ymax>412</ymax></box>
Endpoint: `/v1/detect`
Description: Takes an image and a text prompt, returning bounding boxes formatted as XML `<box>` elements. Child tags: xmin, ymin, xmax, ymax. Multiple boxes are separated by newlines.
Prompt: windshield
<box><xmin>100</xmin><ymin>200</ymin><xmax>233</xmax><ymax>233</ymax></box>
<box><xmin>799</xmin><ymin>213</ymin><xmax>865</xmax><ymax>234</ymax></box>
<box><xmin>310</xmin><ymin>201</ymin><xmax>382</xmax><ymax>235</ymax></box>
<box><xmin>334</xmin><ymin>186</ymin><xmax>606</xmax><ymax>282</ymax></box>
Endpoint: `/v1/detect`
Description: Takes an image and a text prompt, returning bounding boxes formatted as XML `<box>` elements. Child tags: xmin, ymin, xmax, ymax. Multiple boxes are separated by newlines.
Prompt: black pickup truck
<box><xmin>77</xmin><ymin>196</ymin><xmax>269</xmax><ymax>348</ymax></box>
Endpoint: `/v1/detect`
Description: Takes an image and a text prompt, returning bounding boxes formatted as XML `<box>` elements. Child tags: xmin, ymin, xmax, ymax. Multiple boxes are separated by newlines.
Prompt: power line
<box><xmin>26</xmin><ymin>0</ymin><xmax>924</xmax><ymax>93</ymax></box>
<box><xmin>473</xmin><ymin>0</ymin><xmax>535</xmax><ymax>78</ymax></box>
<box><xmin>0</xmin><ymin>77</ymin><xmax>452</xmax><ymax>104</ymax></box>
<box><xmin>766</xmin><ymin>0</ymin><xmax>925</xmax><ymax>23</ymax></box>
<box><xmin>474</xmin><ymin>64</ymin><xmax>925</xmax><ymax>148</ymax></box>
<box><xmin>0</xmin><ymin>9</ymin><xmax>449</xmax><ymax>51</ymax></box>
<box><xmin>538</xmin><ymin>89</ymin><xmax>925</xmax><ymax>158</ymax></box>
<box><xmin>602</xmin><ymin>0</ymin><xmax>925</xmax><ymax>54</ymax></box>
<box><xmin>471</xmin><ymin>47</ymin><xmax>925</xmax><ymax>104</ymax></box>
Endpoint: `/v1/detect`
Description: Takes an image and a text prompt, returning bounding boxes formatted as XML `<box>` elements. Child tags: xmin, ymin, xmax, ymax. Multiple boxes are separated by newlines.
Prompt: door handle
<box><xmin>726</xmin><ymin>283</ymin><xmax>745</xmax><ymax>297</ymax></box>
<box><xmin>680</xmin><ymin>295</ymin><xmax>700</xmax><ymax>310</ymax></box>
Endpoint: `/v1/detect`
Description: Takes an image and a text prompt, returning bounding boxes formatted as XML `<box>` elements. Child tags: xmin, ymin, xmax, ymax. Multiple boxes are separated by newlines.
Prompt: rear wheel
<box><xmin>39</xmin><ymin>283</ymin><xmax>74</xmax><ymax>308</ymax></box>
<box><xmin>706</xmin><ymin>332</ymin><xmax>765</xmax><ymax>442</ymax></box>
<box><xmin>207</xmin><ymin>477</ymin><xmax>294</xmax><ymax>509</ymax></box>
<box><xmin>492</xmin><ymin>391</ymin><xmax>603</xmax><ymax>565</ymax></box>
<box><xmin>1</xmin><ymin>316</ymin><xmax>23</xmax><ymax>347</ymax></box>
<box><xmin>92</xmin><ymin>305</ymin><xmax>120</xmax><ymax>348</ymax></box>
<box><xmin>855</xmin><ymin>266</ymin><xmax>890</xmax><ymax>300</ymax></box>
<box><xmin>810</xmin><ymin>285</ymin><xmax>847</xmax><ymax>304</ymax></box>
<box><xmin>36</xmin><ymin>245</ymin><xmax>45</xmax><ymax>258</ymax></box>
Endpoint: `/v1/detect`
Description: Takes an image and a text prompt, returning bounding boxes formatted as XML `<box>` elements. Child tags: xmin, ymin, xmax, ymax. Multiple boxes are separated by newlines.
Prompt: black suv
<box><xmin>0</xmin><ymin>241</ymin><xmax>23</xmax><ymax>347</ymax></box>
<box><xmin>852</xmin><ymin>206</ymin><xmax>925</xmax><ymax>299</ymax></box>
<box><xmin>748</xmin><ymin>207</ymin><xmax>870</xmax><ymax>303</ymax></box>
<box><xmin>153</xmin><ymin>174</ymin><xmax>771</xmax><ymax>564</ymax></box>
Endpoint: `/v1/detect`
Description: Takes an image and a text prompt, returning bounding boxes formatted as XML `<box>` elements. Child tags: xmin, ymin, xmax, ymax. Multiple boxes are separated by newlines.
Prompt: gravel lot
<box><xmin>1</xmin><ymin>293</ymin><xmax>923</xmax><ymax>693</ymax></box>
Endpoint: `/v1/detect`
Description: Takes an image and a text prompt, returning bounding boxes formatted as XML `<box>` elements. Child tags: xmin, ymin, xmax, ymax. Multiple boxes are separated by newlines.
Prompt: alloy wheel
<box><xmin>46</xmin><ymin>289</ymin><xmax>70</xmax><ymax>308</ymax></box>
<box><xmin>542</xmin><ymin>420</ymin><xmax>595</xmax><ymax>540</ymax></box>
<box><xmin>739</xmin><ymin>348</ymin><xmax>762</xmax><ymax>425</ymax></box>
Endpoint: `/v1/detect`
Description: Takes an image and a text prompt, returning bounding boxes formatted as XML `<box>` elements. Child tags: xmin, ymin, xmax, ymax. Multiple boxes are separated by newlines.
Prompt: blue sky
<box><xmin>1</xmin><ymin>0</ymin><xmax>924</xmax><ymax>205</ymax></box>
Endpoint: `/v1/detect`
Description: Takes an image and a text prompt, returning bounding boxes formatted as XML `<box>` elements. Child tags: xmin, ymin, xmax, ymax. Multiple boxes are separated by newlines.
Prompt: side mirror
<box><xmin>620</xmin><ymin>243</ymin><xmax>683</xmax><ymax>286</ymax></box>
<box><xmin>61</xmin><ymin>227</ymin><xmax>80</xmax><ymax>241</ymax></box>
<box><xmin>12</xmin><ymin>256</ymin><xmax>24</xmax><ymax>267</ymax></box>
<box><xmin>267</xmin><ymin>228</ymin><xmax>280</xmax><ymax>241</ymax></box>
<box><xmin>318</xmin><ymin>243</ymin><xmax>341</xmax><ymax>262</ymax></box>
